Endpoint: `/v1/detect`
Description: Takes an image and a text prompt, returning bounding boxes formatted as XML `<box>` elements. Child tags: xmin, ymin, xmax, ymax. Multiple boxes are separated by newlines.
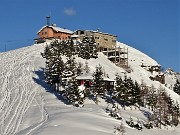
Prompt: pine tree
<box><xmin>78</xmin><ymin>36</ymin><xmax>98</xmax><ymax>59</ymax></box>
<box><xmin>84</xmin><ymin>44</ymin><xmax>91</xmax><ymax>60</ymax></box>
<box><xmin>128</xmin><ymin>116</ymin><xmax>134</xmax><ymax>127</ymax></box>
<box><xmin>146</xmin><ymin>85</ymin><xmax>157</xmax><ymax>111</ymax></box>
<box><xmin>125</xmin><ymin>77</ymin><xmax>135</xmax><ymax>105</ymax></box>
<box><xmin>173</xmin><ymin>79</ymin><xmax>180</xmax><ymax>95</ymax></box>
<box><xmin>41</xmin><ymin>44</ymin><xmax>51</xmax><ymax>58</ymax></box>
<box><xmin>89</xmin><ymin>36</ymin><xmax>98</xmax><ymax>58</ymax></box>
<box><xmin>139</xmin><ymin>82</ymin><xmax>149</xmax><ymax>107</ymax></box>
<box><xmin>133</xmin><ymin>81</ymin><xmax>142</xmax><ymax>106</ymax></box>
<box><xmin>62</xmin><ymin>56</ymin><xmax>84</xmax><ymax>105</ymax></box>
<box><xmin>115</xmin><ymin>121</ymin><xmax>126</xmax><ymax>135</ymax></box>
<box><xmin>153</xmin><ymin>86</ymin><xmax>169</xmax><ymax>128</ymax></box>
<box><xmin>43</xmin><ymin>45</ymin><xmax>51</xmax><ymax>82</ymax></box>
<box><xmin>51</xmin><ymin>55</ymin><xmax>65</xmax><ymax>90</ymax></box>
<box><xmin>115</xmin><ymin>73</ymin><xmax>123</xmax><ymax>86</ymax></box>
<box><xmin>114</xmin><ymin>74</ymin><xmax>127</xmax><ymax>109</ymax></box>
<box><xmin>84</xmin><ymin>61</ymin><xmax>90</xmax><ymax>74</ymax></box>
<box><xmin>172</xmin><ymin>101</ymin><xmax>180</xmax><ymax>126</ymax></box>
<box><xmin>135</xmin><ymin>118</ymin><xmax>143</xmax><ymax>130</ymax></box>
<box><xmin>77</xmin><ymin>62</ymin><xmax>83</xmax><ymax>76</ymax></box>
<box><xmin>66</xmin><ymin>76</ymin><xmax>80</xmax><ymax>104</ymax></box>
<box><xmin>42</xmin><ymin>42</ymin><xmax>65</xmax><ymax>91</ymax></box>
<box><xmin>92</xmin><ymin>65</ymin><xmax>104</xmax><ymax>96</ymax></box>
<box><xmin>80</xmin><ymin>36</ymin><xmax>90</xmax><ymax>59</ymax></box>
<box><xmin>78</xmin><ymin>42</ymin><xmax>85</xmax><ymax>58</ymax></box>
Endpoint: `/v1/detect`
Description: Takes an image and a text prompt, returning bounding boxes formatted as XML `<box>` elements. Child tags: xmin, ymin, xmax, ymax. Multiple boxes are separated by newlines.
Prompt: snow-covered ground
<box><xmin>0</xmin><ymin>41</ymin><xmax>179</xmax><ymax>135</ymax></box>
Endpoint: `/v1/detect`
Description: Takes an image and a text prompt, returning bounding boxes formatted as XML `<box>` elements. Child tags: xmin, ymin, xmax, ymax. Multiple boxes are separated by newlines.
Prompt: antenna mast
<box><xmin>46</xmin><ymin>16</ymin><xmax>50</xmax><ymax>26</ymax></box>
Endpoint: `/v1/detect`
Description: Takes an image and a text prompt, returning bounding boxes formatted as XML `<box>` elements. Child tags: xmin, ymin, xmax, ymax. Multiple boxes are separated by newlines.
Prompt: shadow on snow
<box><xmin>32</xmin><ymin>68</ymin><xmax>70</xmax><ymax>105</ymax></box>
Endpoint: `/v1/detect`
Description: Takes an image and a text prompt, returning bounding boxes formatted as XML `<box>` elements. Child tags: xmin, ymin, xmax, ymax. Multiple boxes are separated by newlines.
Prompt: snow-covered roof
<box><xmin>37</xmin><ymin>25</ymin><xmax>73</xmax><ymax>34</ymax></box>
<box><xmin>103</xmin><ymin>77</ymin><xmax>115</xmax><ymax>82</ymax></box>
<box><xmin>90</xmin><ymin>30</ymin><xmax>117</xmax><ymax>37</ymax></box>
<box><xmin>71</xmin><ymin>35</ymin><xmax>79</xmax><ymax>38</ymax></box>
<box><xmin>76</xmin><ymin>74</ymin><xmax>115</xmax><ymax>82</ymax></box>
<box><xmin>76</xmin><ymin>74</ymin><xmax>93</xmax><ymax>80</ymax></box>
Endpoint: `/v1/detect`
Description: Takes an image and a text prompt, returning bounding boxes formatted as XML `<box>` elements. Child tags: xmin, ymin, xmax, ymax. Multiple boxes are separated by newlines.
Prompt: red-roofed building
<box><xmin>35</xmin><ymin>24</ymin><xmax>73</xmax><ymax>43</ymax></box>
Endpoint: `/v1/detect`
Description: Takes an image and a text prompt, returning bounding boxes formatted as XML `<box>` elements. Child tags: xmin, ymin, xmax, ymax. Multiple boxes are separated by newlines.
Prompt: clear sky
<box><xmin>0</xmin><ymin>0</ymin><xmax>179</xmax><ymax>72</ymax></box>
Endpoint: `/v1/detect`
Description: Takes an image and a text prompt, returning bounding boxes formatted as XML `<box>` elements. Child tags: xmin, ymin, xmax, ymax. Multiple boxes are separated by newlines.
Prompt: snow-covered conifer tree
<box><xmin>84</xmin><ymin>61</ymin><xmax>90</xmax><ymax>74</ymax></box>
<box><xmin>133</xmin><ymin>81</ymin><xmax>142</xmax><ymax>106</ymax></box>
<box><xmin>173</xmin><ymin>79</ymin><xmax>180</xmax><ymax>95</ymax></box>
<box><xmin>89</xmin><ymin>36</ymin><xmax>98</xmax><ymax>58</ymax></box>
<box><xmin>77</xmin><ymin>62</ymin><xmax>83</xmax><ymax>76</ymax></box>
<box><xmin>92</xmin><ymin>65</ymin><xmax>104</xmax><ymax>96</ymax></box>
<box><xmin>114</xmin><ymin>121</ymin><xmax>126</xmax><ymax>135</ymax></box>
<box><xmin>114</xmin><ymin>74</ymin><xmax>127</xmax><ymax>109</ymax></box>
<box><xmin>146</xmin><ymin>85</ymin><xmax>157</xmax><ymax>111</ymax></box>
<box><xmin>42</xmin><ymin>41</ymin><xmax>65</xmax><ymax>91</ymax></box>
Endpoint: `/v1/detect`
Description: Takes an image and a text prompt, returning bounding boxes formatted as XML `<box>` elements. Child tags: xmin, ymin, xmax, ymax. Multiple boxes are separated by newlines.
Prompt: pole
<box><xmin>46</xmin><ymin>16</ymin><xmax>50</xmax><ymax>26</ymax></box>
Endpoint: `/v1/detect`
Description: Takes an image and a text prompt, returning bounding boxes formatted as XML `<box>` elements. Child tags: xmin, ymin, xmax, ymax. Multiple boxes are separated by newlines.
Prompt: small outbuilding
<box><xmin>76</xmin><ymin>75</ymin><xmax>115</xmax><ymax>91</ymax></box>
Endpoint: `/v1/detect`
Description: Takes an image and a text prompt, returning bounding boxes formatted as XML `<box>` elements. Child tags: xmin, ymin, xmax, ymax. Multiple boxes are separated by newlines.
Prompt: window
<box><xmin>112</xmin><ymin>39</ymin><xmax>116</xmax><ymax>42</ymax></box>
<box><xmin>110</xmin><ymin>82</ymin><xmax>114</xmax><ymax>85</ymax></box>
<box><xmin>80</xmin><ymin>31</ymin><xmax>84</xmax><ymax>34</ymax></box>
<box><xmin>44</xmin><ymin>32</ymin><xmax>47</xmax><ymax>34</ymax></box>
<box><xmin>104</xmin><ymin>38</ymin><xmax>108</xmax><ymax>41</ymax></box>
<box><xmin>104</xmin><ymin>48</ymin><xmax>107</xmax><ymax>51</ymax></box>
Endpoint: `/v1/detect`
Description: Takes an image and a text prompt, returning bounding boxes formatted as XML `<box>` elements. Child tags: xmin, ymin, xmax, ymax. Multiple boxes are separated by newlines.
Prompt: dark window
<box><xmin>80</xmin><ymin>31</ymin><xmax>84</xmax><ymax>34</ymax></box>
<box><xmin>104</xmin><ymin>48</ymin><xmax>107</xmax><ymax>51</ymax></box>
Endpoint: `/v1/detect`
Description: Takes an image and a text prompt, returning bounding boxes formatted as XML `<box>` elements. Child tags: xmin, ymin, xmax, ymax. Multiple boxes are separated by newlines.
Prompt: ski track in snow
<box><xmin>0</xmin><ymin>44</ymin><xmax>49</xmax><ymax>135</ymax></box>
<box><xmin>25</xmin><ymin>89</ymin><xmax>49</xmax><ymax>135</ymax></box>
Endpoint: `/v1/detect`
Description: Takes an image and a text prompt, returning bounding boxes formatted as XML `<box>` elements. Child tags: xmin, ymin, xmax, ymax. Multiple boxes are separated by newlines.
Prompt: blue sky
<box><xmin>0</xmin><ymin>0</ymin><xmax>179</xmax><ymax>72</ymax></box>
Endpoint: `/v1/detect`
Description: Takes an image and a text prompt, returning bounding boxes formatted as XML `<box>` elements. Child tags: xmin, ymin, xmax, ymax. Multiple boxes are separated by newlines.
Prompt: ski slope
<box><xmin>0</xmin><ymin>44</ymin><xmax>48</xmax><ymax>135</ymax></box>
<box><xmin>0</xmin><ymin>42</ymin><xmax>179</xmax><ymax>135</ymax></box>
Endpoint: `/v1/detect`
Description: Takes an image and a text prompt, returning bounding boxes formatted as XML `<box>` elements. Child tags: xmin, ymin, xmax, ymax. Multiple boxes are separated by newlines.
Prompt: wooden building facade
<box><xmin>36</xmin><ymin>24</ymin><xmax>73</xmax><ymax>43</ymax></box>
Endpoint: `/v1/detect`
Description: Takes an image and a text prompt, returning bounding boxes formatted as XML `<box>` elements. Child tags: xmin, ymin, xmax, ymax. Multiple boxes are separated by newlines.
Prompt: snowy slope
<box><xmin>117</xmin><ymin>42</ymin><xmax>180</xmax><ymax>104</ymax></box>
<box><xmin>0</xmin><ymin>41</ymin><xmax>179</xmax><ymax>135</ymax></box>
